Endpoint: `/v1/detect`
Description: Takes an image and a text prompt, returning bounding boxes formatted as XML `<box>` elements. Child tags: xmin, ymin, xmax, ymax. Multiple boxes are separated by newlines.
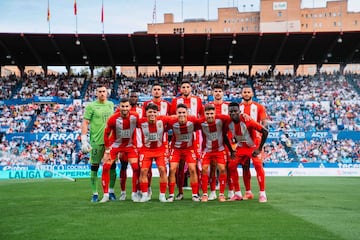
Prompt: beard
<box><xmin>242</xmin><ymin>96</ymin><xmax>251</xmax><ymax>102</ymax></box>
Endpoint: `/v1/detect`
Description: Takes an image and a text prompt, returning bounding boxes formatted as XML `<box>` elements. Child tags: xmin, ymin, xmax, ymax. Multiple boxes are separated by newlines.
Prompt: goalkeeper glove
<box><xmin>81</xmin><ymin>134</ymin><xmax>92</xmax><ymax>153</ymax></box>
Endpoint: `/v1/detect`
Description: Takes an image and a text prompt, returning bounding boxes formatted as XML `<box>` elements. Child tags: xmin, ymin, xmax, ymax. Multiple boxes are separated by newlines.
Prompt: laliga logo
<box><xmin>287</xmin><ymin>170</ymin><xmax>293</xmax><ymax>176</ymax></box>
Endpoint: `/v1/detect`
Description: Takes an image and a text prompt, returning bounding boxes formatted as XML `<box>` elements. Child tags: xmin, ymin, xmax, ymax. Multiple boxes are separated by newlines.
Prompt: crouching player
<box><xmin>227</xmin><ymin>102</ymin><xmax>269</xmax><ymax>203</ymax></box>
<box><xmin>167</xmin><ymin>104</ymin><xmax>200</xmax><ymax>202</ymax></box>
<box><xmin>100</xmin><ymin>98</ymin><xmax>140</xmax><ymax>203</ymax></box>
<box><xmin>137</xmin><ymin>103</ymin><xmax>171</xmax><ymax>202</ymax></box>
<box><xmin>197</xmin><ymin>104</ymin><xmax>232</xmax><ymax>202</ymax></box>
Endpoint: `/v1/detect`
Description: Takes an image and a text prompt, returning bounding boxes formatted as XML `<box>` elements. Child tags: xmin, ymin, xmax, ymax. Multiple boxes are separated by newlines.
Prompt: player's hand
<box><xmin>252</xmin><ymin>149</ymin><xmax>260</xmax><ymax>157</ymax></box>
<box><xmin>230</xmin><ymin>151</ymin><xmax>235</xmax><ymax>159</ymax></box>
<box><xmin>81</xmin><ymin>135</ymin><xmax>92</xmax><ymax>153</ymax></box>
<box><xmin>241</xmin><ymin>113</ymin><xmax>252</xmax><ymax>121</ymax></box>
<box><xmin>102</xmin><ymin>152</ymin><xmax>111</xmax><ymax>163</ymax></box>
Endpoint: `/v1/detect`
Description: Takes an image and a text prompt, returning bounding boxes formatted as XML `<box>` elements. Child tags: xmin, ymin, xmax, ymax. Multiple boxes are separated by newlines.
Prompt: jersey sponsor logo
<box><xmin>119</xmin><ymin>129</ymin><xmax>131</xmax><ymax>138</ymax></box>
<box><xmin>178</xmin><ymin>133</ymin><xmax>191</xmax><ymax>141</ymax></box>
<box><xmin>148</xmin><ymin>133</ymin><xmax>159</xmax><ymax>141</ymax></box>
<box><xmin>208</xmin><ymin>132</ymin><xmax>218</xmax><ymax>141</ymax></box>
<box><xmin>235</xmin><ymin>135</ymin><xmax>247</xmax><ymax>142</ymax></box>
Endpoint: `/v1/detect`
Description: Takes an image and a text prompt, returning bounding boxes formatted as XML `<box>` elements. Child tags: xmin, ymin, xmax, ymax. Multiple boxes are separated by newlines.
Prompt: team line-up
<box><xmin>81</xmin><ymin>80</ymin><xmax>269</xmax><ymax>203</ymax></box>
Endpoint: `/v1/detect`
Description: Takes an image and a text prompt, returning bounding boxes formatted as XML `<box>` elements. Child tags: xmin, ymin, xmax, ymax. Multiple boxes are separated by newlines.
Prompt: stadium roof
<box><xmin>0</xmin><ymin>31</ymin><xmax>360</xmax><ymax>70</ymax></box>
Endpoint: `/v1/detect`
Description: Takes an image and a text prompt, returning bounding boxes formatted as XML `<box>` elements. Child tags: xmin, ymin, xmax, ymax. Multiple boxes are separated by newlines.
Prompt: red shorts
<box><xmin>233</xmin><ymin>147</ymin><xmax>262</xmax><ymax>165</ymax></box>
<box><xmin>110</xmin><ymin>146</ymin><xmax>138</xmax><ymax>161</ymax></box>
<box><xmin>201</xmin><ymin>150</ymin><xmax>227</xmax><ymax>166</ymax></box>
<box><xmin>139</xmin><ymin>149</ymin><xmax>166</xmax><ymax>169</ymax></box>
<box><xmin>169</xmin><ymin>148</ymin><xmax>197</xmax><ymax>164</ymax></box>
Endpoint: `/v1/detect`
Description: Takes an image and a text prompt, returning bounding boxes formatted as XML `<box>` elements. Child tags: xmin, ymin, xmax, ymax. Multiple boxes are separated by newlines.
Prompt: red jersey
<box><xmin>209</xmin><ymin>101</ymin><xmax>233</xmax><ymax>147</ymax></box>
<box><xmin>137</xmin><ymin>116</ymin><xmax>172</xmax><ymax>151</ymax></box>
<box><xmin>170</xmin><ymin>96</ymin><xmax>204</xmax><ymax>117</ymax></box>
<box><xmin>130</xmin><ymin>105</ymin><xmax>144</xmax><ymax>147</ymax></box>
<box><xmin>104</xmin><ymin>111</ymin><xmax>139</xmax><ymax>148</ymax></box>
<box><xmin>239</xmin><ymin>101</ymin><xmax>267</xmax><ymax>124</ymax></box>
<box><xmin>209</xmin><ymin>101</ymin><xmax>229</xmax><ymax>115</ymax></box>
<box><xmin>131</xmin><ymin>105</ymin><xmax>144</xmax><ymax>118</ymax></box>
<box><xmin>228</xmin><ymin>115</ymin><xmax>264</xmax><ymax>148</ymax></box>
<box><xmin>197</xmin><ymin>115</ymin><xmax>230</xmax><ymax>153</ymax></box>
<box><xmin>168</xmin><ymin>116</ymin><xmax>197</xmax><ymax>149</ymax></box>
<box><xmin>239</xmin><ymin>101</ymin><xmax>267</xmax><ymax>143</ymax></box>
<box><xmin>142</xmin><ymin>99</ymin><xmax>171</xmax><ymax>116</ymax></box>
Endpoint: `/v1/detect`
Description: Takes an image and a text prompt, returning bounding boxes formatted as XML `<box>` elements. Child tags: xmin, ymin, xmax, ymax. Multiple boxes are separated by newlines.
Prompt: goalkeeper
<box><xmin>81</xmin><ymin>85</ymin><xmax>114</xmax><ymax>202</ymax></box>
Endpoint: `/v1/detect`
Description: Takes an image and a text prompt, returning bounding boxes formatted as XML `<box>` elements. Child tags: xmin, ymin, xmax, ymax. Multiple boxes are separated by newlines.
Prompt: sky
<box><xmin>0</xmin><ymin>0</ymin><xmax>359</xmax><ymax>34</ymax></box>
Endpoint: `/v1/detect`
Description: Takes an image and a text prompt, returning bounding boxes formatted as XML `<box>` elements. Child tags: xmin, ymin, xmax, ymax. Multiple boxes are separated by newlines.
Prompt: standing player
<box><xmin>170</xmin><ymin>80</ymin><xmax>204</xmax><ymax>200</ymax></box>
<box><xmin>239</xmin><ymin>85</ymin><xmax>268</xmax><ymax>200</ymax></box>
<box><xmin>142</xmin><ymin>84</ymin><xmax>171</xmax><ymax>198</ymax></box>
<box><xmin>142</xmin><ymin>83</ymin><xmax>171</xmax><ymax>116</ymax></box>
<box><xmin>118</xmin><ymin>92</ymin><xmax>143</xmax><ymax>201</ymax></box>
<box><xmin>228</xmin><ymin>102</ymin><xmax>268</xmax><ymax>203</ymax></box>
<box><xmin>207</xmin><ymin>84</ymin><xmax>231</xmax><ymax>200</ymax></box>
<box><xmin>100</xmin><ymin>98</ymin><xmax>140</xmax><ymax>203</ymax></box>
<box><xmin>167</xmin><ymin>104</ymin><xmax>200</xmax><ymax>202</ymax></box>
<box><xmin>197</xmin><ymin>104</ymin><xmax>232</xmax><ymax>202</ymax></box>
<box><xmin>209</xmin><ymin>84</ymin><xmax>229</xmax><ymax>115</ymax></box>
<box><xmin>81</xmin><ymin>85</ymin><xmax>114</xmax><ymax>202</ymax></box>
<box><xmin>137</xmin><ymin>103</ymin><xmax>171</xmax><ymax>202</ymax></box>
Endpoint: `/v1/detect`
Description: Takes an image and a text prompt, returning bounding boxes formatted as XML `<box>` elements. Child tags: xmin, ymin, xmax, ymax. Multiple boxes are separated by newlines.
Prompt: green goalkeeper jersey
<box><xmin>83</xmin><ymin>100</ymin><xmax>114</xmax><ymax>145</ymax></box>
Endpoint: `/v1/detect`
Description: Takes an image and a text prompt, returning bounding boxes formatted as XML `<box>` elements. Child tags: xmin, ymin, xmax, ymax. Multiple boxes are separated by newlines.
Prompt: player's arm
<box><xmin>259</xmin><ymin>104</ymin><xmax>268</xmax><ymax>127</ymax></box>
<box><xmin>240</xmin><ymin>112</ymin><xmax>252</xmax><ymax>121</ymax></box>
<box><xmin>222</xmin><ymin>116</ymin><xmax>235</xmax><ymax>158</ymax></box>
<box><xmin>170</xmin><ymin>98</ymin><xmax>177</xmax><ymax>115</ymax></box>
<box><xmin>252</xmin><ymin>126</ymin><xmax>269</xmax><ymax>157</ymax></box>
<box><xmin>166</xmin><ymin>101</ymin><xmax>172</xmax><ymax>116</ymax></box>
<box><xmin>142</xmin><ymin>101</ymin><xmax>148</xmax><ymax>115</ymax></box>
<box><xmin>223</xmin><ymin>133</ymin><xmax>235</xmax><ymax>158</ymax></box>
<box><xmin>81</xmin><ymin>118</ymin><xmax>89</xmax><ymax>136</ymax></box>
<box><xmin>193</xmin><ymin>117</ymin><xmax>204</xmax><ymax>131</ymax></box>
<box><xmin>198</xmin><ymin>99</ymin><xmax>205</xmax><ymax>118</ymax></box>
<box><xmin>103</xmin><ymin>117</ymin><xmax>114</xmax><ymax>151</ymax></box>
<box><xmin>80</xmin><ymin>118</ymin><xmax>92</xmax><ymax>153</ymax></box>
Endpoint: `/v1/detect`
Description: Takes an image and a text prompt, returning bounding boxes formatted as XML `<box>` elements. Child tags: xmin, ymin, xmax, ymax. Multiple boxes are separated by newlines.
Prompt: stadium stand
<box><xmin>0</xmin><ymin>72</ymin><xmax>359</xmax><ymax>165</ymax></box>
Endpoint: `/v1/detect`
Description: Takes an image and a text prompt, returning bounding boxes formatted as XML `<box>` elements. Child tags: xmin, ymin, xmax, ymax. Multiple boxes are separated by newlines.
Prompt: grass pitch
<box><xmin>0</xmin><ymin>177</ymin><xmax>359</xmax><ymax>240</ymax></box>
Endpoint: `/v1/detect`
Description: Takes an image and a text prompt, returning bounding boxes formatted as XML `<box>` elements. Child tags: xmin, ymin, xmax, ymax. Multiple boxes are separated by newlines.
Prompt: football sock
<box><xmin>243</xmin><ymin>167</ymin><xmax>251</xmax><ymax>191</ymax></box>
<box><xmin>120</xmin><ymin>167</ymin><xmax>127</xmax><ymax>191</ymax></box>
<box><xmin>210</xmin><ymin>174</ymin><xmax>217</xmax><ymax>191</ymax></box>
<box><xmin>90</xmin><ymin>170</ymin><xmax>98</xmax><ymax>194</ymax></box>
<box><xmin>201</xmin><ymin>173</ymin><xmax>209</xmax><ymax>195</ymax></box>
<box><xmin>140</xmin><ymin>182</ymin><xmax>148</xmax><ymax>194</ymax></box>
<box><xmin>219</xmin><ymin>173</ymin><xmax>227</xmax><ymax>195</ymax></box>
<box><xmin>101</xmin><ymin>163</ymin><xmax>111</xmax><ymax>194</ymax></box>
<box><xmin>109</xmin><ymin>167</ymin><xmax>116</xmax><ymax>189</ymax></box>
<box><xmin>191</xmin><ymin>182</ymin><xmax>199</xmax><ymax>195</ymax></box>
<box><xmin>254</xmin><ymin>162</ymin><xmax>265</xmax><ymax>191</ymax></box>
<box><xmin>169</xmin><ymin>182</ymin><xmax>176</xmax><ymax>195</ymax></box>
<box><xmin>131</xmin><ymin>163</ymin><xmax>139</xmax><ymax>193</ymax></box>
<box><xmin>160</xmin><ymin>182</ymin><xmax>167</xmax><ymax>194</ymax></box>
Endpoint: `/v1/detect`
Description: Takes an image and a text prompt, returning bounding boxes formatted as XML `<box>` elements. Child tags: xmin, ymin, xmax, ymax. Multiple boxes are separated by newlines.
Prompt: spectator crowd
<box><xmin>0</xmin><ymin>71</ymin><xmax>359</xmax><ymax>165</ymax></box>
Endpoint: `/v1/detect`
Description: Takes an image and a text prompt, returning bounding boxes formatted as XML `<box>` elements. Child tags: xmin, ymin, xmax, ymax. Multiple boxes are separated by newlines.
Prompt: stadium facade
<box><xmin>122</xmin><ymin>0</ymin><xmax>360</xmax><ymax>76</ymax></box>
